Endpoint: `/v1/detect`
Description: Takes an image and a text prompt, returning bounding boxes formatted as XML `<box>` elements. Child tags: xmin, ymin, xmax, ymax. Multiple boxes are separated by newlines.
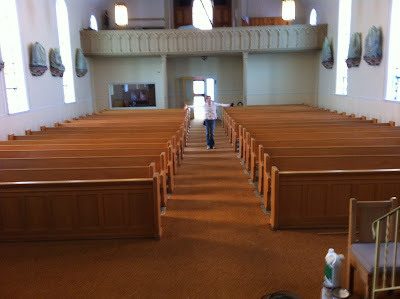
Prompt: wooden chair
<box><xmin>347</xmin><ymin>197</ymin><xmax>399</xmax><ymax>298</ymax></box>
<box><xmin>371</xmin><ymin>203</ymin><xmax>400</xmax><ymax>299</ymax></box>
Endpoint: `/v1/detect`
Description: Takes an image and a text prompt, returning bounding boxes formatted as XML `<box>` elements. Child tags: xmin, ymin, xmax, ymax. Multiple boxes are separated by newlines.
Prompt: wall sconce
<box><xmin>115</xmin><ymin>3</ymin><xmax>128</xmax><ymax>26</ymax></box>
<box><xmin>282</xmin><ymin>0</ymin><xmax>295</xmax><ymax>21</ymax></box>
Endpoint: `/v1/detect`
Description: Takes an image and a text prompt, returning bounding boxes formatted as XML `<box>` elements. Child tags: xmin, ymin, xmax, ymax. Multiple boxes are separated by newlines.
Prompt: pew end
<box><xmin>257</xmin><ymin>145</ymin><xmax>265</xmax><ymax>194</ymax></box>
<box><xmin>270</xmin><ymin>166</ymin><xmax>280</xmax><ymax>230</ymax></box>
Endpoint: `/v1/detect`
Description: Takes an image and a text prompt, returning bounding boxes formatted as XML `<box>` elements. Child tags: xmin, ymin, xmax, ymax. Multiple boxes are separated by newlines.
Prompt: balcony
<box><xmin>80</xmin><ymin>24</ymin><xmax>327</xmax><ymax>56</ymax></box>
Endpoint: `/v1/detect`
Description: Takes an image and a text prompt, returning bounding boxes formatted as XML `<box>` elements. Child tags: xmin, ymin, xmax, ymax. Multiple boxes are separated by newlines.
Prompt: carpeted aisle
<box><xmin>0</xmin><ymin>120</ymin><xmax>358</xmax><ymax>299</ymax></box>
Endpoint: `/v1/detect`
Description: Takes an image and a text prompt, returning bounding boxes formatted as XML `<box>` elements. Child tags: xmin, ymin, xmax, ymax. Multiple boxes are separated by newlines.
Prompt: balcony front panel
<box><xmin>81</xmin><ymin>24</ymin><xmax>327</xmax><ymax>56</ymax></box>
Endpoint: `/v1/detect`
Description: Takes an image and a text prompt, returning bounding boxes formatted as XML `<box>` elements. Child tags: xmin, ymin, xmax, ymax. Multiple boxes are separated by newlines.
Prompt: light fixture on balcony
<box><xmin>282</xmin><ymin>0</ymin><xmax>295</xmax><ymax>21</ymax></box>
<box><xmin>115</xmin><ymin>3</ymin><xmax>128</xmax><ymax>26</ymax></box>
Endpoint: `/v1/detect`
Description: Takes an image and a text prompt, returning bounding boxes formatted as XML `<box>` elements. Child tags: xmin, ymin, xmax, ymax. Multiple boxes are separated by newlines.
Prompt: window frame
<box><xmin>192</xmin><ymin>0</ymin><xmax>213</xmax><ymax>30</ymax></box>
<box><xmin>90</xmin><ymin>14</ymin><xmax>98</xmax><ymax>31</ymax></box>
<box><xmin>56</xmin><ymin>0</ymin><xmax>76</xmax><ymax>104</ymax></box>
<box><xmin>335</xmin><ymin>0</ymin><xmax>352</xmax><ymax>96</ymax></box>
<box><xmin>0</xmin><ymin>0</ymin><xmax>30</xmax><ymax>115</ymax></box>
<box><xmin>309</xmin><ymin>8</ymin><xmax>317</xmax><ymax>26</ymax></box>
<box><xmin>385</xmin><ymin>0</ymin><xmax>400</xmax><ymax>101</ymax></box>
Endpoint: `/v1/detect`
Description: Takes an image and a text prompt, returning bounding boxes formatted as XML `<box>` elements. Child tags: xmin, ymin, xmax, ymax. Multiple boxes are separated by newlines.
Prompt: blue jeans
<box><xmin>204</xmin><ymin>119</ymin><xmax>215</xmax><ymax>147</ymax></box>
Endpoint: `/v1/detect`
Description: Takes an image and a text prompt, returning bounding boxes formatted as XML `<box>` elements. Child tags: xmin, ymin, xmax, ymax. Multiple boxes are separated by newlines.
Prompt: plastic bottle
<box><xmin>324</xmin><ymin>248</ymin><xmax>344</xmax><ymax>289</ymax></box>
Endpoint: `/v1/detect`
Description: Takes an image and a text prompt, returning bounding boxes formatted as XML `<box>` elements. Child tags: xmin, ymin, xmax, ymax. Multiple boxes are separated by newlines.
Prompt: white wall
<box><xmin>0</xmin><ymin>0</ymin><xmax>98</xmax><ymax>140</ymax></box>
<box><xmin>167</xmin><ymin>56</ymin><xmax>243</xmax><ymax>112</ymax></box>
<box><xmin>167</xmin><ymin>52</ymin><xmax>319</xmax><ymax>111</ymax></box>
<box><xmin>91</xmin><ymin>56</ymin><xmax>167</xmax><ymax>111</ymax></box>
<box><xmin>246</xmin><ymin>52</ymin><xmax>318</xmax><ymax>106</ymax></box>
<box><xmin>302</xmin><ymin>0</ymin><xmax>400</xmax><ymax>124</ymax></box>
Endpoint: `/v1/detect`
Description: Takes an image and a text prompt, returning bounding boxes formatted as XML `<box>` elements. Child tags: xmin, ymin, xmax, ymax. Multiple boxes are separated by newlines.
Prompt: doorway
<box><xmin>183</xmin><ymin>76</ymin><xmax>215</xmax><ymax>119</ymax></box>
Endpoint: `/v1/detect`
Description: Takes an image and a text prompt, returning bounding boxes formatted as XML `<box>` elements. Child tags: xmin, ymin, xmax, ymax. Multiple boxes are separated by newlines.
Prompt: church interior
<box><xmin>0</xmin><ymin>0</ymin><xmax>400</xmax><ymax>298</ymax></box>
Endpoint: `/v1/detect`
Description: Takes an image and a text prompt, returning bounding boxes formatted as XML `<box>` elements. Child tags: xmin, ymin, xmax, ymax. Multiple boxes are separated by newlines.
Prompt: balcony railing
<box><xmin>80</xmin><ymin>24</ymin><xmax>327</xmax><ymax>56</ymax></box>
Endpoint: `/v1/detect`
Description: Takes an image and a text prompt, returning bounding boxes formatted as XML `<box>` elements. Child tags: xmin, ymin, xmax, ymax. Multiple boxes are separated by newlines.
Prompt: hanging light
<box><xmin>115</xmin><ymin>3</ymin><xmax>128</xmax><ymax>26</ymax></box>
<box><xmin>282</xmin><ymin>0</ymin><xmax>296</xmax><ymax>21</ymax></box>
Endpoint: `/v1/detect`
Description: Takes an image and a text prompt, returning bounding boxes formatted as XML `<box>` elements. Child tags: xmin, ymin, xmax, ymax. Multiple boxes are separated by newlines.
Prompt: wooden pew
<box><xmin>0</xmin><ymin>165</ymin><xmax>161</xmax><ymax>241</ymax></box>
<box><xmin>246</xmin><ymin>128</ymin><xmax>400</xmax><ymax>178</ymax></box>
<box><xmin>240</xmin><ymin>120</ymin><xmax>391</xmax><ymax>159</ymax></box>
<box><xmin>270</xmin><ymin>167</ymin><xmax>400</xmax><ymax>230</ymax></box>
<box><xmin>256</xmin><ymin>145</ymin><xmax>400</xmax><ymax>194</ymax></box>
<box><xmin>0</xmin><ymin>148</ymin><xmax>174</xmax><ymax>196</ymax></box>
<box><xmin>223</xmin><ymin>105</ymin><xmax>400</xmax><ymax>231</ymax></box>
<box><xmin>260</xmin><ymin>145</ymin><xmax>400</xmax><ymax>157</ymax></box>
<box><xmin>0</xmin><ymin>165</ymin><xmax>154</xmax><ymax>182</ymax></box>
<box><xmin>11</xmin><ymin>133</ymin><xmax>184</xmax><ymax>169</ymax></box>
<box><xmin>235</xmin><ymin>119</ymin><xmax>385</xmax><ymax>153</ymax></box>
<box><xmin>35</xmin><ymin>127</ymin><xmax>188</xmax><ymax>155</ymax></box>
<box><xmin>249</xmin><ymin>137</ymin><xmax>400</xmax><ymax>185</ymax></box>
<box><xmin>263</xmin><ymin>154</ymin><xmax>400</xmax><ymax>209</ymax></box>
<box><xmin>0</xmin><ymin>155</ymin><xmax>169</xmax><ymax>207</ymax></box>
<box><xmin>0</xmin><ymin>109</ymin><xmax>190</xmax><ymax>241</ymax></box>
<box><xmin>2</xmin><ymin>140</ymin><xmax>178</xmax><ymax>176</ymax></box>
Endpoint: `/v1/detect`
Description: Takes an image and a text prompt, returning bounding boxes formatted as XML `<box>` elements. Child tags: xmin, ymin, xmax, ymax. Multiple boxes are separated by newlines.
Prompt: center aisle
<box><xmin>161</xmin><ymin>119</ymin><xmax>348</xmax><ymax>298</ymax></box>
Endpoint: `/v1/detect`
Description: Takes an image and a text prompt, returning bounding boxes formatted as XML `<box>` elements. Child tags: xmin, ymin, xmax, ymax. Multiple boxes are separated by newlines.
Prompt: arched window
<box><xmin>90</xmin><ymin>14</ymin><xmax>98</xmax><ymax>31</ymax></box>
<box><xmin>0</xmin><ymin>0</ymin><xmax>29</xmax><ymax>114</ymax></box>
<box><xmin>309</xmin><ymin>8</ymin><xmax>317</xmax><ymax>26</ymax></box>
<box><xmin>192</xmin><ymin>0</ymin><xmax>213</xmax><ymax>30</ymax></box>
<box><xmin>386</xmin><ymin>0</ymin><xmax>400</xmax><ymax>101</ymax></box>
<box><xmin>336</xmin><ymin>0</ymin><xmax>352</xmax><ymax>95</ymax></box>
<box><xmin>56</xmin><ymin>0</ymin><xmax>75</xmax><ymax>103</ymax></box>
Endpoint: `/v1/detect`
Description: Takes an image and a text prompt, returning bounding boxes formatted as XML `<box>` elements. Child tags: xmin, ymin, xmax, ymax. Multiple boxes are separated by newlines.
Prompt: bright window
<box><xmin>56</xmin><ymin>0</ymin><xmax>75</xmax><ymax>103</ymax></box>
<box><xmin>193</xmin><ymin>79</ymin><xmax>205</xmax><ymax>119</ymax></box>
<box><xmin>192</xmin><ymin>0</ymin><xmax>213</xmax><ymax>30</ymax></box>
<box><xmin>386</xmin><ymin>0</ymin><xmax>400</xmax><ymax>101</ymax></box>
<box><xmin>206</xmin><ymin>78</ymin><xmax>215</xmax><ymax>100</ymax></box>
<box><xmin>90</xmin><ymin>14</ymin><xmax>98</xmax><ymax>31</ymax></box>
<box><xmin>192</xmin><ymin>77</ymin><xmax>215</xmax><ymax>119</ymax></box>
<box><xmin>335</xmin><ymin>0</ymin><xmax>352</xmax><ymax>95</ymax></box>
<box><xmin>0</xmin><ymin>0</ymin><xmax>29</xmax><ymax>114</ymax></box>
<box><xmin>115</xmin><ymin>3</ymin><xmax>128</xmax><ymax>26</ymax></box>
<box><xmin>193</xmin><ymin>80</ymin><xmax>204</xmax><ymax>95</ymax></box>
<box><xmin>310</xmin><ymin>8</ymin><xmax>317</xmax><ymax>26</ymax></box>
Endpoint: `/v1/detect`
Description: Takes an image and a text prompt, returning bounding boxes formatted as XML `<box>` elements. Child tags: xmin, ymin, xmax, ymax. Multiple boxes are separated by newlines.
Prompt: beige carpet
<box><xmin>0</xmin><ymin>120</ymin><xmax>373</xmax><ymax>298</ymax></box>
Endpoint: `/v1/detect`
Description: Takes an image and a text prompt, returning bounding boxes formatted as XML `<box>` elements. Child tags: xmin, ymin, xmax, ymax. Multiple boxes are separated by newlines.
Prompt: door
<box><xmin>182</xmin><ymin>76</ymin><xmax>216</xmax><ymax>119</ymax></box>
<box><xmin>182</xmin><ymin>77</ymin><xmax>194</xmax><ymax>119</ymax></box>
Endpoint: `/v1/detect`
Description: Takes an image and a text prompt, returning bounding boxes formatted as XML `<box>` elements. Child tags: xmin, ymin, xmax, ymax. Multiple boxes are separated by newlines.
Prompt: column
<box><xmin>242</xmin><ymin>52</ymin><xmax>248</xmax><ymax>106</ymax></box>
<box><xmin>164</xmin><ymin>0</ymin><xmax>172</xmax><ymax>29</ymax></box>
<box><xmin>161</xmin><ymin>55</ymin><xmax>168</xmax><ymax>109</ymax></box>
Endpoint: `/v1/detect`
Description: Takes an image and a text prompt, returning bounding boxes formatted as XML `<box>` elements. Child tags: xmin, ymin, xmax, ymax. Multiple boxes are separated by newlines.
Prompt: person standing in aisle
<box><xmin>185</xmin><ymin>95</ymin><xmax>230</xmax><ymax>149</ymax></box>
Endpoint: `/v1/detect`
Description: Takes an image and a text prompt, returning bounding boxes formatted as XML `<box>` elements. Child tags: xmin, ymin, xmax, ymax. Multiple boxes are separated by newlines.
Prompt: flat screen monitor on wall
<box><xmin>109</xmin><ymin>83</ymin><xmax>156</xmax><ymax>109</ymax></box>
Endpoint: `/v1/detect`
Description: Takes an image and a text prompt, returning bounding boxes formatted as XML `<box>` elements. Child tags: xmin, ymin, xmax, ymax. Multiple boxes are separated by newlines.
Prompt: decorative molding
<box><xmin>80</xmin><ymin>24</ymin><xmax>327</xmax><ymax>56</ymax></box>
